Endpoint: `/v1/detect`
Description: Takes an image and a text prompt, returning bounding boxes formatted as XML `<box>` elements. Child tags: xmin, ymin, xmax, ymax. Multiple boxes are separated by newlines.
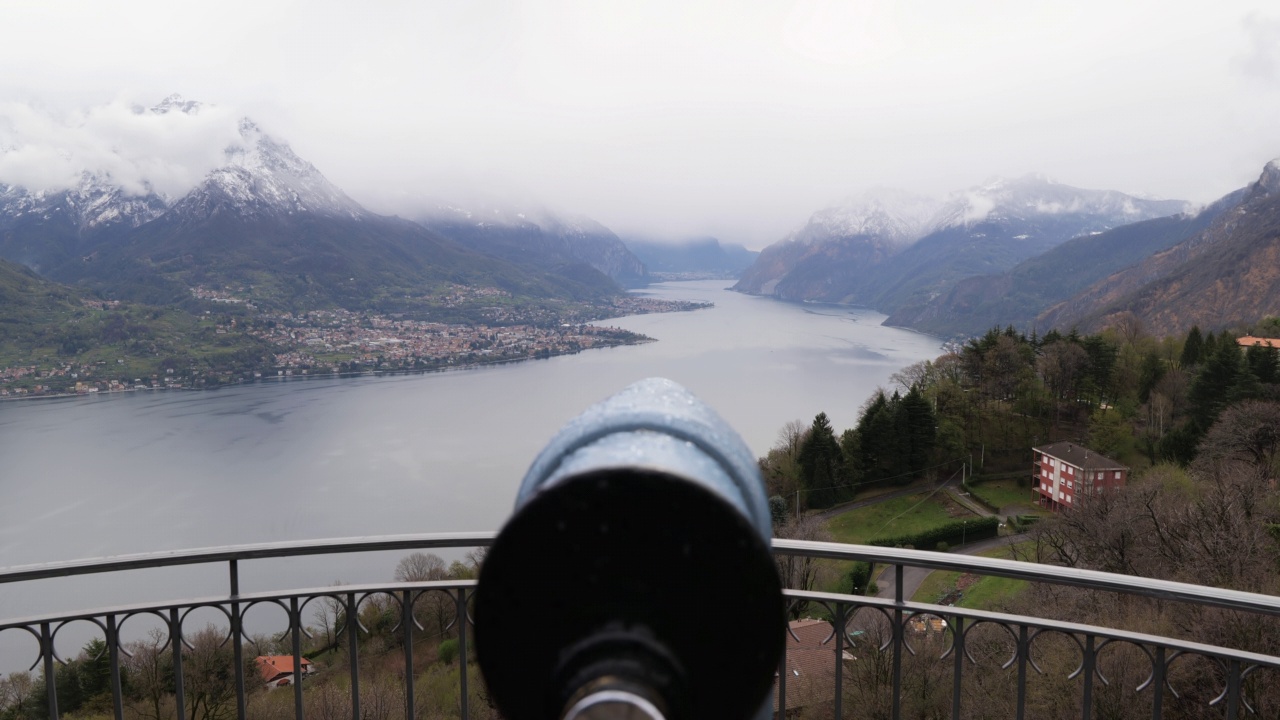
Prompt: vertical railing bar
<box><xmin>952</xmin><ymin>616</ymin><xmax>965</xmax><ymax>720</ymax></box>
<box><xmin>833</xmin><ymin>603</ymin><xmax>845</xmax><ymax>720</ymax></box>
<box><xmin>778</xmin><ymin>619</ymin><xmax>788</xmax><ymax>720</ymax></box>
<box><xmin>230</xmin><ymin>561</ymin><xmax>246</xmax><ymax>720</ymax></box>
<box><xmin>40</xmin><ymin>622</ymin><xmax>58</xmax><ymax>720</ymax></box>
<box><xmin>348</xmin><ymin>593</ymin><xmax>360</xmax><ymax>720</ymax></box>
<box><xmin>1226</xmin><ymin>659</ymin><xmax>1240</xmax><ymax>720</ymax></box>
<box><xmin>107</xmin><ymin>614</ymin><xmax>124</xmax><ymax>720</ymax></box>
<box><xmin>291</xmin><ymin>597</ymin><xmax>304</xmax><ymax>720</ymax></box>
<box><xmin>1016</xmin><ymin>625</ymin><xmax>1028</xmax><ymax>720</ymax></box>
<box><xmin>1082</xmin><ymin>635</ymin><xmax>1095</xmax><ymax>720</ymax></box>
<box><xmin>403</xmin><ymin>591</ymin><xmax>415</xmax><ymax>720</ymax></box>
<box><xmin>1150</xmin><ymin>646</ymin><xmax>1164</xmax><ymax>720</ymax></box>
<box><xmin>171</xmin><ymin>608</ymin><xmax>187</xmax><ymax>720</ymax></box>
<box><xmin>457</xmin><ymin>588</ymin><xmax>470</xmax><ymax>720</ymax></box>
<box><xmin>892</xmin><ymin>564</ymin><xmax>904</xmax><ymax>720</ymax></box>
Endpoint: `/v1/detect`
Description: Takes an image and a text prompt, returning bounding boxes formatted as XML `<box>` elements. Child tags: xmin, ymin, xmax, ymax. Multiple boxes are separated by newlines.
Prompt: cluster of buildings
<box><xmin>248</xmin><ymin>309</ymin><xmax>649</xmax><ymax>373</ymax></box>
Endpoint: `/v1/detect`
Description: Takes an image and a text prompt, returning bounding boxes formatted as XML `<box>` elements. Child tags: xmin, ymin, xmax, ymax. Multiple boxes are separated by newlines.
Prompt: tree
<box><xmin>1087</xmin><ymin>409</ymin><xmax>1133</xmax><ymax>459</ymax></box>
<box><xmin>183</xmin><ymin>625</ymin><xmax>237</xmax><ymax>720</ymax></box>
<box><xmin>900</xmin><ymin>385</ymin><xmax>937</xmax><ymax>476</ymax></box>
<box><xmin>773</xmin><ymin>515</ymin><xmax>832</xmax><ymax>618</ymax></box>
<box><xmin>395</xmin><ymin>552</ymin><xmax>447</xmax><ymax>583</ymax></box>
<box><xmin>797</xmin><ymin>412</ymin><xmax>843</xmax><ymax>507</ymax></box>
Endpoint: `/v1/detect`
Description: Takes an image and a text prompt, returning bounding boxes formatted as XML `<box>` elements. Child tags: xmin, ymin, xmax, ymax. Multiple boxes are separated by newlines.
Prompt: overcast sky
<box><xmin>2</xmin><ymin>0</ymin><xmax>1279</xmax><ymax>248</ymax></box>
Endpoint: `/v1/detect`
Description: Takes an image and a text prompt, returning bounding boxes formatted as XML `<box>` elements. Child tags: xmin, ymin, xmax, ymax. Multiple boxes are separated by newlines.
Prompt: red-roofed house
<box><xmin>256</xmin><ymin>655</ymin><xmax>315</xmax><ymax>689</ymax></box>
<box><xmin>773</xmin><ymin>618</ymin><xmax>854</xmax><ymax>718</ymax></box>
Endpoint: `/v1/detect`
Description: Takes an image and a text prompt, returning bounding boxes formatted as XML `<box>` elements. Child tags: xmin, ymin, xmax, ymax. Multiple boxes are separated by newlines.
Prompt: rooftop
<box><xmin>1034</xmin><ymin>440</ymin><xmax>1126</xmax><ymax>471</ymax></box>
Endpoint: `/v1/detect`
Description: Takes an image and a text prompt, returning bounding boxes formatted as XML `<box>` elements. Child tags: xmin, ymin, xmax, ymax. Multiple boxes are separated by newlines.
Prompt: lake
<box><xmin>0</xmin><ymin>281</ymin><xmax>941</xmax><ymax>661</ymax></box>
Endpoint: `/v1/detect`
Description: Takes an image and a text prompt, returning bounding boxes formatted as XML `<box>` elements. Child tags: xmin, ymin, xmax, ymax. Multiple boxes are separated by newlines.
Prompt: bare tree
<box><xmin>774</xmin><ymin>515</ymin><xmax>832</xmax><ymax>618</ymax></box>
<box><xmin>0</xmin><ymin>672</ymin><xmax>34</xmax><ymax>720</ymax></box>
<box><xmin>183</xmin><ymin>624</ymin><xmax>237</xmax><ymax>720</ymax></box>
<box><xmin>124</xmin><ymin>628</ymin><xmax>171</xmax><ymax>720</ymax></box>
<box><xmin>395</xmin><ymin>552</ymin><xmax>447</xmax><ymax>583</ymax></box>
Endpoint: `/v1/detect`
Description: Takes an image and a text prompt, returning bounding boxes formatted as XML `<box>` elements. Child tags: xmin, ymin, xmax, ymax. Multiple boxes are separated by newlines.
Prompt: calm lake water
<box><xmin>0</xmin><ymin>281</ymin><xmax>941</xmax><ymax>663</ymax></box>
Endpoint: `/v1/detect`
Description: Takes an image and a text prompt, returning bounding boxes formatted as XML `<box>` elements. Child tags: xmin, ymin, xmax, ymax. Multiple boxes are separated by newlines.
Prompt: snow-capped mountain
<box><xmin>929</xmin><ymin>174</ymin><xmax>1189</xmax><ymax>231</ymax></box>
<box><xmin>732</xmin><ymin>189</ymin><xmax>940</xmax><ymax>298</ymax></box>
<box><xmin>734</xmin><ymin>175</ymin><xmax>1190</xmax><ymax>311</ymax></box>
<box><xmin>793</xmin><ymin>189</ymin><xmax>943</xmax><ymax>247</ymax></box>
<box><xmin>0</xmin><ymin>95</ymin><xmax>623</xmax><ymax>307</ymax></box>
<box><xmin>170</xmin><ymin>118</ymin><xmax>366</xmax><ymax>222</ymax></box>
<box><xmin>0</xmin><ymin>174</ymin><xmax>167</xmax><ymax>233</ymax></box>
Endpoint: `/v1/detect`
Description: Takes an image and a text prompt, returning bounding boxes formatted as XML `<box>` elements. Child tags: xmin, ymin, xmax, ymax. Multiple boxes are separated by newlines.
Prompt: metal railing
<box><xmin>1</xmin><ymin>532</ymin><xmax>1278</xmax><ymax>719</ymax></box>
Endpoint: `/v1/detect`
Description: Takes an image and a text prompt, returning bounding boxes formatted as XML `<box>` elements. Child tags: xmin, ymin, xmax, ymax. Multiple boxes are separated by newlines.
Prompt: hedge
<box><xmin>846</xmin><ymin>561</ymin><xmax>874</xmax><ymax>595</ymax></box>
<box><xmin>869</xmin><ymin>516</ymin><xmax>1000</xmax><ymax>549</ymax></box>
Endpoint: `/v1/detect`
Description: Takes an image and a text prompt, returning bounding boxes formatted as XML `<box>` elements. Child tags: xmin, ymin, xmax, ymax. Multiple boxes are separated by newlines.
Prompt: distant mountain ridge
<box><xmin>415</xmin><ymin>203</ymin><xmax>647</xmax><ymax>289</ymax></box>
<box><xmin>1037</xmin><ymin>160</ymin><xmax>1280</xmax><ymax>336</ymax></box>
<box><xmin>0</xmin><ymin>96</ymin><xmax>626</xmax><ymax>310</ymax></box>
<box><xmin>623</xmin><ymin>236</ymin><xmax>757</xmax><ymax>278</ymax></box>
<box><xmin>899</xmin><ymin>188</ymin><xmax>1250</xmax><ymax>337</ymax></box>
<box><xmin>734</xmin><ymin>176</ymin><xmax>1190</xmax><ymax>319</ymax></box>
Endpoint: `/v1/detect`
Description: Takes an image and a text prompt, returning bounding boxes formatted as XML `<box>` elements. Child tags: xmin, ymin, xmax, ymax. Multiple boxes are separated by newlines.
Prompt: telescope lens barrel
<box><xmin>476</xmin><ymin>379</ymin><xmax>784</xmax><ymax>720</ymax></box>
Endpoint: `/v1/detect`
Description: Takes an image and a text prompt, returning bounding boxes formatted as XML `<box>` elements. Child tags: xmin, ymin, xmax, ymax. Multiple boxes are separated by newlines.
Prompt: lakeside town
<box><xmin>0</xmin><ymin>292</ymin><xmax>712</xmax><ymax>399</ymax></box>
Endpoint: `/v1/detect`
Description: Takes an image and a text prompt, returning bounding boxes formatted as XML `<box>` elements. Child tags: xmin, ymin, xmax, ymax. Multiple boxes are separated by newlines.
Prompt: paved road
<box><xmin>872</xmin><ymin>533</ymin><xmax>1023</xmax><ymax>602</ymax></box>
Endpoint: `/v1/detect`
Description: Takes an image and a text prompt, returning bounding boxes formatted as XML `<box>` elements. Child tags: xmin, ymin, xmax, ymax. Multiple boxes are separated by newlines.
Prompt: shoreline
<box><xmin>0</xmin><ymin>334</ymin><xmax>658</xmax><ymax>404</ymax></box>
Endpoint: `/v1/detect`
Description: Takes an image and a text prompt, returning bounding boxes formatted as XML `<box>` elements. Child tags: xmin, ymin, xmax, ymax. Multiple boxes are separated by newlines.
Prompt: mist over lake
<box><xmin>0</xmin><ymin>281</ymin><xmax>941</xmax><ymax>648</ymax></box>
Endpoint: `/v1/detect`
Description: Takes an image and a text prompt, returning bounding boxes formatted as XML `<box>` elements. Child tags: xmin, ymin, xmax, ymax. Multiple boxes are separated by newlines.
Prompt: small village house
<box><xmin>774</xmin><ymin>618</ymin><xmax>854</xmax><ymax>718</ymax></box>
<box><xmin>256</xmin><ymin>655</ymin><xmax>315</xmax><ymax>689</ymax></box>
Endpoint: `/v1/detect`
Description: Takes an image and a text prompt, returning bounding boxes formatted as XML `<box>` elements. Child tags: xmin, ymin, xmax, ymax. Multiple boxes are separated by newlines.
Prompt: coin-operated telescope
<box><xmin>476</xmin><ymin>378</ymin><xmax>784</xmax><ymax>720</ymax></box>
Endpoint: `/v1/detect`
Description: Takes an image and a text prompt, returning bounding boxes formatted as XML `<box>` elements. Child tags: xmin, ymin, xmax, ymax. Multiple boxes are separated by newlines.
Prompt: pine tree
<box><xmin>1181</xmin><ymin>325</ymin><xmax>1204</xmax><ymax>367</ymax></box>
<box><xmin>900</xmin><ymin>385</ymin><xmax>937</xmax><ymax>476</ymax></box>
<box><xmin>798</xmin><ymin>412</ymin><xmax>843</xmax><ymax>508</ymax></box>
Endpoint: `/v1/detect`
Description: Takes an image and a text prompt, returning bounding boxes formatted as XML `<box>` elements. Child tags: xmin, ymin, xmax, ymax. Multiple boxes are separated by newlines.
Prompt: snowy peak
<box><xmin>932</xmin><ymin>174</ymin><xmax>1190</xmax><ymax>229</ymax></box>
<box><xmin>148</xmin><ymin>93</ymin><xmax>204</xmax><ymax>116</ymax></box>
<box><xmin>176</xmin><ymin>116</ymin><xmax>365</xmax><ymax>220</ymax></box>
<box><xmin>0</xmin><ymin>172</ymin><xmax>166</xmax><ymax>232</ymax></box>
<box><xmin>793</xmin><ymin>188</ymin><xmax>942</xmax><ymax>246</ymax></box>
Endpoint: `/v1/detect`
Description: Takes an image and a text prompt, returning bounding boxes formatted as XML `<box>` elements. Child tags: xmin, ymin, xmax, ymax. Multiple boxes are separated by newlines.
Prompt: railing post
<box><xmin>107</xmin><ymin>614</ymin><xmax>124</xmax><ymax>720</ymax></box>
<box><xmin>457</xmin><ymin>588</ymin><xmax>470</xmax><ymax>720</ymax></box>
<box><xmin>347</xmin><ymin>593</ymin><xmax>360</xmax><ymax>720</ymax></box>
<box><xmin>291</xmin><ymin>597</ymin><xmax>304</xmax><ymax>720</ymax></box>
<box><xmin>40</xmin><ymin>622</ymin><xmax>58</xmax><ymax>720</ymax></box>
<box><xmin>1226</xmin><ymin>659</ymin><xmax>1241</xmax><ymax>720</ymax></box>
<box><xmin>777</xmin><ymin>626</ymin><xmax>788</xmax><ymax>720</ymax></box>
<box><xmin>1149</xmin><ymin>645</ymin><xmax>1163</xmax><ymax>720</ymax></box>
<box><xmin>1015</xmin><ymin>625</ymin><xmax>1028</xmax><ymax>720</ymax></box>
<box><xmin>171</xmin><ymin>608</ymin><xmax>186</xmax><ymax>720</ymax></box>
<box><xmin>892</xmin><ymin>564</ymin><xmax>904</xmax><ymax>720</ymax></box>
<box><xmin>951</xmin><ymin>616</ymin><xmax>965</xmax><ymax>720</ymax></box>
<box><xmin>230</xmin><ymin>560</ymin><xmax>246</xmax><ymax>720</ymax></box>
<box><xmin>402</xmin><ymin>590</ymin><xmax>414</xmax><ymax>720</ymax></box>
<box><xmin>1082</xmin><ymin>635</ymin><xmax>1095</xmax><ymax>720</ymax></box>
<box><xmin>834</xmin><ymin>602</ymin><xmax>846</xmax><ymax>720</ymax></box>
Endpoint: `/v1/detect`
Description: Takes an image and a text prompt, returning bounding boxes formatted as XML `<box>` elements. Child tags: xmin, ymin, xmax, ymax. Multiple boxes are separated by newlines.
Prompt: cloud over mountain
<box><xmin>0</xmin><ymin>95</ymin><xmax>243</xmax><ymax>198</ymax></box>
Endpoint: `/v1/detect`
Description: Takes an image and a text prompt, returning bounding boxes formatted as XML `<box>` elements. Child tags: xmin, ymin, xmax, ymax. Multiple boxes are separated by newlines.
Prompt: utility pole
<box><xmin>795</xmin><ymin>489</ymin><xmax>800</xmax><ymax>519</ymax></box>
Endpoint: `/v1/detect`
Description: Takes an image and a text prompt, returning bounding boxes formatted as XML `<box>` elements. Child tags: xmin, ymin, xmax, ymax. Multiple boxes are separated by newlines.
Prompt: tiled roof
<box><xmin>773</xmin><ymin>619</ymin><xmax>853</xmax><ymax>713</ymax></box>
<box><xmin>1033</xmin><ymin>441</ymin><xmax>1126</xmax><ymax>472</ymax></box>
<box><xmin>1238</xmin><ymin>336</ymin><xmax>1280</xmax><ymax>349</ymax></box>
<box><xmin>256</xmin><ymin>655</ymin><xmax>312</xmax><ymax>683</ymax></box>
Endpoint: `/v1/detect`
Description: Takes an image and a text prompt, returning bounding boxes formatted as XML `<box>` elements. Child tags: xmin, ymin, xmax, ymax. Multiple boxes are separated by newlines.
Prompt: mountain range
<box><xmin>735</xmin><ymin>178</ymin><xmax>1189</xmax><ymax>317</ymax></box>
<box><xmin>622</xmin><ymin>237</ymin><xmax>758</xmax><ymax>278</ymax></box>
<box><xmin>0</xmin><ymin>96</ymin><xmax>642</xmax><ymax>314</ymax></box>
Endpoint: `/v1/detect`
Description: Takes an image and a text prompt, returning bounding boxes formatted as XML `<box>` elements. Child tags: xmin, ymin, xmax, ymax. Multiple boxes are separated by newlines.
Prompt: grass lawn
<box><xmin>911</xmin><ymin>543</ymin><xmax>1032</xmax><ymax>610</ymax></box>
<box><xmin>826</xmin><ymin>492</ymin><xmax>974</xmax><ymax>546</ymax></box>
<box><xmin>969</xmin><ymin>478</ymin><xmax>1043</xmax><ymax>515</ymax></box>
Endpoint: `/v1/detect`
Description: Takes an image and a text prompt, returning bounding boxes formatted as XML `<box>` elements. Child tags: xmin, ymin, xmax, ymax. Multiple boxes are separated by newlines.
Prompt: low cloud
<box><xmin>0</xmin><ymin>96</ymin><xmax>242</xmax><ymax>198</ymax></box>
<box><xmin>1234</xmin><ymin>13</ymin><xmax>1280</xmax><ymax>84</ymax></box>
